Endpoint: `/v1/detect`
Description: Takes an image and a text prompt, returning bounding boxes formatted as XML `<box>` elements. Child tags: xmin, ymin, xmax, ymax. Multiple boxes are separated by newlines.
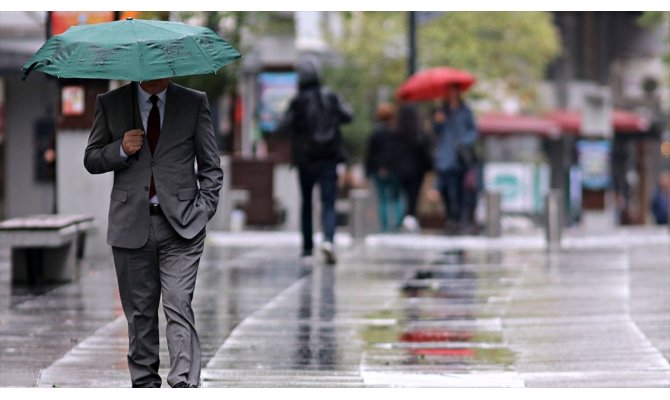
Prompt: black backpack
<box><xmin>299</xmin><ymin>88</ymin><xmax>341</xmax><ymax>161</ymax></box>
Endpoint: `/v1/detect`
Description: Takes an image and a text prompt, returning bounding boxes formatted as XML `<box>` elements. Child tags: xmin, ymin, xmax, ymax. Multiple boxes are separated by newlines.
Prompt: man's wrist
<box><xmin>120</xmin><ymin>144</ymin><xmax>128</xmax><ymax>159</ymax></box>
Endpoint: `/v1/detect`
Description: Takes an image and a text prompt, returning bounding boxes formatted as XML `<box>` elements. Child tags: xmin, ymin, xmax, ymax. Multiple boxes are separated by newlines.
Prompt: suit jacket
<box><xmin>84</xmin><ymin>82</ymin><xmax>223</xmax><ymax>249</ymax></box>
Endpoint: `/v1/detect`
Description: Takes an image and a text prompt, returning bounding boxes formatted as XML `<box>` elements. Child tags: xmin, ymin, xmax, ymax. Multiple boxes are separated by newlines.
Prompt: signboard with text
<box><xmin>577</xmin><ymin>139</ymin><xmax>611</xmax><ymax>190</ymax></box>
<box><xmin>484</xmin><ymin>162</ymin><xmax>549</xmax><ymax>214</ymax></box>
<box><xmin>257</xmin><ymin>72</ymin><xmax>297</xmax><ymax>134</ymax></box>
<box><xmin>61</xmin><ymin>86</ymin><xmax>85</xmax><ymax>116</ymax></box>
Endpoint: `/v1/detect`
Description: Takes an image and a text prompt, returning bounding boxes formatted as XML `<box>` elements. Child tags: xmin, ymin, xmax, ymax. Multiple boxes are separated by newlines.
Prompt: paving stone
<box><xmin>0</xmin><ymin>229</ymin><xmax>668</xmax><ymax>388</ymax></box>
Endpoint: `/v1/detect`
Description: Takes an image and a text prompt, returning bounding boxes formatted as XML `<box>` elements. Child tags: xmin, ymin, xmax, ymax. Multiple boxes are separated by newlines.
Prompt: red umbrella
<box><xmin>397</xmin><ymin>67</ymin><xmax>476</xmax><ymax>101</ymax></box>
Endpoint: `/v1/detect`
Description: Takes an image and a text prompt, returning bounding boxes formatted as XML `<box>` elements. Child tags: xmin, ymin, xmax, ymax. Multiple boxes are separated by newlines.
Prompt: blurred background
<box><xmin>0</xmin><ymin>11</ymin><xmax>669</xmax><ymax>257</ymax></box>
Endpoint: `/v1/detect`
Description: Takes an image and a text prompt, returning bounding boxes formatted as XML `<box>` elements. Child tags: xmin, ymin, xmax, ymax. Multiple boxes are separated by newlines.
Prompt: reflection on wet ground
<box><xmin>1</xmin><ymin>234</ymin><xmax>669</xmax><ymax>387</ymax></box>
<box><xmin>361</xmin><ymin>247</ymin><xmax>517</xmax><ymax>387</ymax></box>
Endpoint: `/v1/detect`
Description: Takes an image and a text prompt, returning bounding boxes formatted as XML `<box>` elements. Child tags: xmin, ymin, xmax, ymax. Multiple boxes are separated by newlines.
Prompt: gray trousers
<box><xmin>112</xmin><ymin>213</ymin><xmax>205</xmax><ymax>388</ymax></box>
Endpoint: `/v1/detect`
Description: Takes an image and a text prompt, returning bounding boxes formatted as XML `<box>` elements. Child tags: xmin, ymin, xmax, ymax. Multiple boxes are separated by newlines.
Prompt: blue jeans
<box><xmin>298</xmin><ymin>163</ymin><xmax>338</xmax><ymax>256</ymax></box>
<box><xmin>437</xmin><ymin>169</ymin><xmax>466</xmax><ymax>224</ymax></box>
<box><xmin>373</xmin><ymin>174</ymin><xmax>405</xmax><ymax>232</ymax></box>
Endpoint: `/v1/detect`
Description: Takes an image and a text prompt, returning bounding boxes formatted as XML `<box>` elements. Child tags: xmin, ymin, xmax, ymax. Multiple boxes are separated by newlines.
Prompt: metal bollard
<box><xmin>350</xmin><ymin>189</ymin><xmax>369</xmax><ymax>239</ymax></box>
<box><xmin>544</xmin><ymin>189</ymin><xmax>563</xmax><ymax>251</ymax></box>
<box><xmin>230</xmin><ymin>208</ymin><xmax>246</xmax><ymax>232</ymax></box>
<box><xmin>485</xmin><ymin>191</ymin><xmax>502</xmax><ymax>238</ymax></box>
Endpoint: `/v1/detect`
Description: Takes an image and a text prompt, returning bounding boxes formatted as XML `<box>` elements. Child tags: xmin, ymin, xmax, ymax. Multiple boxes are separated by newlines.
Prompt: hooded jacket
<box><xmin>279</xmin><ymin>61</ymin><xmax>353</xmax><ymax>166</ymax></box>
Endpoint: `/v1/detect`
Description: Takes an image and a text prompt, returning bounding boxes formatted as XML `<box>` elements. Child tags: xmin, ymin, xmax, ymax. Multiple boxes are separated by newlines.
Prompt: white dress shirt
<box><xmin>120</xmin><ymin>84</ymin><xmax>167</xmax><ymax>204</ymax></box>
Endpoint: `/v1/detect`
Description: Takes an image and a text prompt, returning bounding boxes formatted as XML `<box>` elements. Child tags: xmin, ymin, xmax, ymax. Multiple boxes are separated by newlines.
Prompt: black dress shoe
<box><xmin>173</xmin><ymin>382</ymin><xmax>197</xmax><ymax>388</ymax></box>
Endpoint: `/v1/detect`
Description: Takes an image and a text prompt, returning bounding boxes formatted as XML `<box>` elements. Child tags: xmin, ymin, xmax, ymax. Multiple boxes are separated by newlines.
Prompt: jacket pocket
<box><xmin>177</xmin><ymin>188</ymin><xmax>198</xmax><ymax>201</ymax></box>
<box><xmin>110</xmin><ymin>189</ymin><xmax>128</xmax><ymax>203</ymax></box>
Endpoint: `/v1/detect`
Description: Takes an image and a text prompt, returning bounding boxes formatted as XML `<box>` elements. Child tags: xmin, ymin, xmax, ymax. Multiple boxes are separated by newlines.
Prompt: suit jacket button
<box><xmin>144</xmin><ymin>186</ymin><xmax>149</xmax><ymax>191</ymax></box>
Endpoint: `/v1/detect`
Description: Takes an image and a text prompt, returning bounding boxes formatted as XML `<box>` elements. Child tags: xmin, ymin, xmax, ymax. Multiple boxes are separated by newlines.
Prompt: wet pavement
<box><xmin>0</xmin><ymin>227</ymin><xmax>669</xmax><ymax>387</ymax></box>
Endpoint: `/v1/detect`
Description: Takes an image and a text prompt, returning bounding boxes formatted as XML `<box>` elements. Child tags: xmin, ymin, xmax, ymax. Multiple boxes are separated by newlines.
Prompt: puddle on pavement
<box><xmin>361</xmin><ymin>249</ymin><xmax>515</xmax><ymax>369</ymax></box>
<box><xmin>292</xmin><ymin>267</ymin><xmax>338</xmax><ymax>370</ymax></box>
<box><xmin>362</xmin><ymin>322</ymin><xmax>514</xmax><ymax>368</ymax></box>
<box><xmin>401</xmin><ymin>267</ymin><xmax>478</xmax><ymax>300</ymax></box>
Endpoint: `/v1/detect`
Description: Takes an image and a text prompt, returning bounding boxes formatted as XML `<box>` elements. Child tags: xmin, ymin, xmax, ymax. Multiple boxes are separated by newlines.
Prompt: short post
<box><xmin>485</xmin><ymin>191</ymin><xmax>502</xmax><ymax>238</ymax></box>
<box><xmin>545</xmin><ymin>189</ymin><xmax>563</xmax><ymax>251</ymax></box>
<box><xmin>350</xmin><ymin>189</ymin><xmax>369</xmax><ymax>239</ymax></box>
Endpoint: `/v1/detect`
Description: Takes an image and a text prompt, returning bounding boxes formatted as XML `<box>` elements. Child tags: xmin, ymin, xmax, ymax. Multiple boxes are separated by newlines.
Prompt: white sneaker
<box><xmin>321</xmin><ymin>241</ymin><xmax>337</xmax><ymax>265</ymax></box>
<box><xmin>402</xmin><ymin>215</ymin><xmax>419</xmax><ymax>232</ymax></box>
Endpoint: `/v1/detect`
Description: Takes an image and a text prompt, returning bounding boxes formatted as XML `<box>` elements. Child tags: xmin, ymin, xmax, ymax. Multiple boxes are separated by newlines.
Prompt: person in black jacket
<box><xmin>279</xmin><ymin>59</ymin><xmax>353</xmax><ymax>265</ymax></box>
<box><xmin>388</xmin><ymin>103</ymin><xmax>433</xmax><ymax>232</ymax></box>
<box><xmin>365</xmin><ymin>103</ymin><xmax>405</xmax><ymax>232</ymax></box>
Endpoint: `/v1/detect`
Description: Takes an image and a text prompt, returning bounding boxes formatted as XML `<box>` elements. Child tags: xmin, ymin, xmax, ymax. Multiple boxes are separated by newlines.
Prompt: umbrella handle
<box><xmin>131</xmin><ymin>82</ymin><xmax>140</xmax><ymax>161</ymax></box>
<box><xmin>22</xmin><ymin>62</ymin><xmax>40</xmax><ymax>81</ymax></box>
<box><xmin>132</xmin><ymin>82</ymin><xmax>139</xmax><ymax>129</ymax></box>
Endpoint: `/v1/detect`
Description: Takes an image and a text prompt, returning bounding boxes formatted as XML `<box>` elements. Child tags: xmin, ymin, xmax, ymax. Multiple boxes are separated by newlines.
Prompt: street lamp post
<box><xmin>240</xmin><ymin>52</ymin><xmax>262</xmax><ymax>158</ymax></box>
<box><xmin>408</xmin><ymin>11</ymin><xmax>417</xmax><ymax>78</ymax></box>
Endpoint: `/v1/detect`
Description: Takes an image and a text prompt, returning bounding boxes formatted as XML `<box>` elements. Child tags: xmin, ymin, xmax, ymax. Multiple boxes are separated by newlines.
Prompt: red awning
<box><xmin>544</xmin><ymin>109</ymin><xmax>649</xmax><ymax>134</ymax></box>
<box><xmin>477</xmin><ymin>112</ymin><xmax>561</xmax><ymax>138</ymax></box>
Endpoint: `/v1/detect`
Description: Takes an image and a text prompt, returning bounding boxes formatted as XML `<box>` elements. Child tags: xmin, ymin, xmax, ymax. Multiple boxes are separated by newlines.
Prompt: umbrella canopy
<box><xmin>23</xmin><ymin>18</ymin><xmax>241</xmax><ymax>82</ymax></box>
<box><xmin>396</xmin><ymin>67</ymin><xmax>476</xmax><ymax>102</ymax></box>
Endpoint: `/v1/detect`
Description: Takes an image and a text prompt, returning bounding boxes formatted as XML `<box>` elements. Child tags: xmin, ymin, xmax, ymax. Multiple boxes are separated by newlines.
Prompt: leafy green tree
<box><xmin>638</xmin><ymin>12</ymin><xmax>670</xmax><ymax>70</ymax></box>
<box><xmin>419</xmin><ymin>11</ymin><xmax>560</xmax><ymax>107</ymax></box>
<box><xmin>324</xmin><ymin>11</ymin><xmax>561</xmax><ymax>161</ymax></box>
<box><xmin>322</xmin><ymin>12</ymin><xmax>408</xmax><ymax>161</ymax></box>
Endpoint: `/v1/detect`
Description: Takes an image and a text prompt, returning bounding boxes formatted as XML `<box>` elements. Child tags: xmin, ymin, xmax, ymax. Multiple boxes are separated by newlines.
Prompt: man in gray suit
<box><xmin>84</xmin><ymin>78</ymin><xmax>223</xmax><ymax>388</ymax></box>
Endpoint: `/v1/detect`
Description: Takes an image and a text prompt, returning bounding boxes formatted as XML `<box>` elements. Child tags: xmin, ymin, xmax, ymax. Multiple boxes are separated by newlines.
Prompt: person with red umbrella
<box><xmin>397</xmin><ymin>67</ymin><xmax>478</xmax><ymax>234</ymax></box>
<box><xmin>432</xmin><ymin>83</ymin><xmax>479</xmax><ymax>234</ymax></box>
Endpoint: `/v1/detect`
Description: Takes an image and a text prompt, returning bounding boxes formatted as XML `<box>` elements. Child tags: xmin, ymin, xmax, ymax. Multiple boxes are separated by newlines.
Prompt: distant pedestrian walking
<box><xmin>432</xmin><ymin>83</ymin><xmax>478</xmax><ymax>234</ymax></box>
<box><xmin>365</xmin><ymin>103</ymin><xmax>405</xmax><ymax>232</ymax></box>
<box><xmin>462</xmin><ymin>162</ymin><xmax>483</xmax><ymax>234</ymax></box>
<box><xmin>388</xmin><ymin>103</ymin><xmax>433</xmax><ymax>232</ymax></box>
<box><xmin>279</xmin><ymin>59</ymin><xmax>353</xmax><ymax>265</ymax></box>
<box><xmin>651</xmin><ymin>170</ymin><xmax>670</xmax><ymax>225</ymax></box>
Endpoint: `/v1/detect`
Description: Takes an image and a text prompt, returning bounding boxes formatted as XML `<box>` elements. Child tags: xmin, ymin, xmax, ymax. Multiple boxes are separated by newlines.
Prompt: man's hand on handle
<box><xmin>122</xmin><ymin>129</ymin><xmax>144</xmax><ymax>156</ymax></box>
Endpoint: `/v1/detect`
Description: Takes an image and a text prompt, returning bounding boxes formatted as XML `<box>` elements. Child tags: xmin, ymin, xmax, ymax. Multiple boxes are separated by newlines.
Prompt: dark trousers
<box><xmin>400</xmin><ymin>174</ymin><xmax>424</xmax><ymax>217</ymax></box>
<box><xmin>437</xmin><ymin>169</ymin><xmax>466</xmax><ymax>224</ymax></box>
<box><xmin>112</xmin><ymin>213</ymin><xmax>205</xmax><ymax>388</ymax></box>
<box><xmin>298</xmin><ymin>163</ymin><xmax>338</xmax><ymax>255</ymax></box>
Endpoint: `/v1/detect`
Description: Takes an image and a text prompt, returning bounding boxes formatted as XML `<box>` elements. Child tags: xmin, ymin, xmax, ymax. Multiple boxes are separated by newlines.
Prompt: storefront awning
<box><xmin>477</xmin><ymin>112</ymin><xmax>561</xmax><ymax>138</ymax></box>
<box><xmin>544</xmin><ymin>109</ymin><xmax>649</xmax><ymax>134</ymax></box>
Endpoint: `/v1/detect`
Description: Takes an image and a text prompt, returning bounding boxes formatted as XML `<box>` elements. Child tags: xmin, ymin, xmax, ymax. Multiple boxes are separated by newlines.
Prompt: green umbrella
<box><xmin>22</xmin><ymin>18</ymin><xmax>241</xmax><ymax>82</ymax></box>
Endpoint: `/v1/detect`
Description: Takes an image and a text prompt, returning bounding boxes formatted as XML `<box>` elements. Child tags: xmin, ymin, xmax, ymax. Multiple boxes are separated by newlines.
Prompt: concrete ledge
<box><xmin>207</xmin><ymin>231</ymin><xmax>353</xmax><ymax>248</ymax></box>
<box><xmin>365</xmin><ymin>229</ymin><xmax>670</xmax><ymax>251</ymax></box>
<box><xmin>205</xmin><ymin>227</ymin><xmax>669</xmax><ymax>252</ymax></box>
<box><xmin>0</xmin><ymin>214</ymin><xmax>95</xmax><ymax>283</ymax></box>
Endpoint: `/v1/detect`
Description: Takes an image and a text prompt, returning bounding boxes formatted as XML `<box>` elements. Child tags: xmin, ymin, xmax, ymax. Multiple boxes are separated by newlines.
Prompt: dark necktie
<box><xmin>147</xmin><ymin>95</ymin><xmax>160</xmax><ymax>199</ymax></box>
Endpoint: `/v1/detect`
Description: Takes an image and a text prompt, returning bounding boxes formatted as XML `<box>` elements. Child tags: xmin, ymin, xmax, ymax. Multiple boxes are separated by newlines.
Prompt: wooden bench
<box><xmin>0</xmin><ymin>214</ymin><xmax>95</xmax><ymax>284</ymax></box>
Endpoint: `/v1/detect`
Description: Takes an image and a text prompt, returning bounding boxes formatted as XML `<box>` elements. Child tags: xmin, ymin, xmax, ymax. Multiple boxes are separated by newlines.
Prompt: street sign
<box><xmin>581</xmin><ymin>87</ymin><xmax>612</xmax><ymax>138</ymax></box>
